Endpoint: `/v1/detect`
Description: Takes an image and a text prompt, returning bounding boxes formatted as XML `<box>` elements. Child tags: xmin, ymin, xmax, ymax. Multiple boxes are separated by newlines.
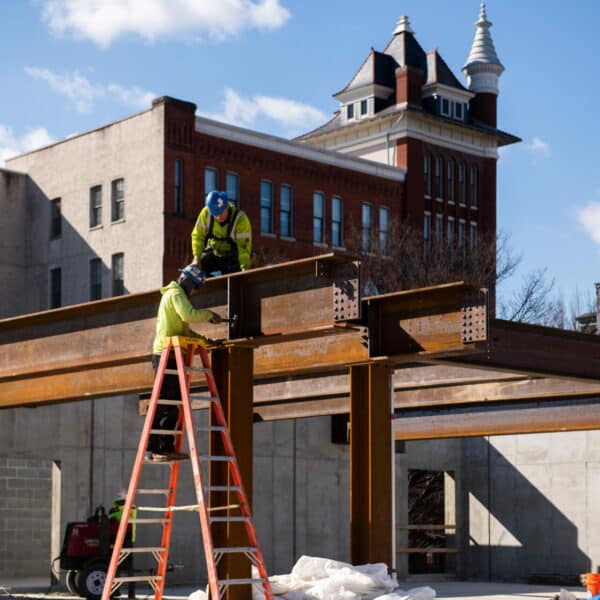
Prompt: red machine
<box><xmin>59</xmin><ymin>506</ymin><xmax>131</xmax><ymax>600</ymax></box>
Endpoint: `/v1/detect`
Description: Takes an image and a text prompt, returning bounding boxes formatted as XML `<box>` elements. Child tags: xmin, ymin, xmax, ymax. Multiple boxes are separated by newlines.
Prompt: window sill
<box><xmin>260</xmin><ymin>232</ymin><xmax>277</xmax><ymax>239</ymax></box>
<box><xmin>470</xmin><ymin>206</ymin><xmax>478</xmax><ymax>211</ymax></box>
<box><xmin>424</xmin><ymin>195</ymin><xmax>432</xmax><ymax>200</ymax></box>
<box><xmin>111</xmin><ymin>218</ymin><xmax>126</xmax><ymax>225</ymax></box>
<box><xmin>280</xmin><ymin>236</ymin><xmax>296</xmax><ymax>242</ymax></box>
<box><xmin>435</xmin><ymin>197</ymin><xmax>444</xmax><ymax>203</ymax></box>
<box><xmin>89</xmin><ymin>225</ymin><xmax>103</xmax><ymax>231</ymax></box>
<box><xmin>332</xmin><ymin>245</ymin><xmax>346</xmax><ymax>251</ymax></box>
<box><xmin>458</xmin><ymin>203</ymin><xmax>466</xmax><ymax>208</ymax></box>
<box><xmin>313</xmin><ymin>242</ymin><xmax>328</xmax><ymax>248</ymax></box>
<box><xmin>448</xmin><ymin>200</ymin><xmax>455</xmax><ymax>205</ymax></box>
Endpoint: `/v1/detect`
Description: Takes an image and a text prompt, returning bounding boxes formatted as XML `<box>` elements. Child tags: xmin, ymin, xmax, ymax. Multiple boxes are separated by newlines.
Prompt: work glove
<box><xmin>209</xmin><ymin>311</ymin><xmax>224</xmax><ymax>324</ymax></box>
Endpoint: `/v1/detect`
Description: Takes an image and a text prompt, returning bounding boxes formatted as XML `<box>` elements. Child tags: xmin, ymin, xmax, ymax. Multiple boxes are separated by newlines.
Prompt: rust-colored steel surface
<box><xmin>393</xmin><ymin>400</ymin><xmax>600</xmax><ymax>440</ymax></box>
<box><xmin>350</xmin><ymin>364</ymin><xmax>392</xmax><ymax>567</ymax></box>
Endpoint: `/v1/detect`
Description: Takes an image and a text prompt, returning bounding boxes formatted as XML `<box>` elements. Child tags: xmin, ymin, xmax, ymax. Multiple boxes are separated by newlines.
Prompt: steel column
<box><xmin>210</xmin><ymin>346</ymin><xmax>254</xmax><ymax>600</ymax></box>
<box><xmin>349</xmin><ymin>364</ymin><xmax>392</xmax><ymax>566</ymax></box>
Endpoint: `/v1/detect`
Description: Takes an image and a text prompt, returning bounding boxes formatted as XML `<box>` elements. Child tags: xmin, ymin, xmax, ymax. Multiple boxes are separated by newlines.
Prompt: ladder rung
<box><xmin>113</xmin><ymin>576</ymin><xmax>162</xmax><ymax>584</ymax></box>
<box><xmin>165</xmin><ymin>367</ymin><xmax>211</xmax><ymax>375</ymax></box>
<box><xmin>137</xmin><ymin>488</ymin><xmax>171</xmax><ymax>495</ymax></box>
<box><xmin>210</xmin><ymin>516</ymin><xmax>250</xmax><ymax>523</ymax></box>
<box><xmin>190</xmin><ymin>393</ymin><xmax>218</xmax><ymax>402</ymax></box>
<box><xmin>120</xmin><ymin>547</ymin><xmax>165</xmax><ymax>554</ymax></box>
<box><xmin>149</xmin><ymin>429</ymin><xmax>183</xmax><ymax>435</ymax></box>
<box><xmin>200</xmin><ymin>455</ymin><xmax>234</xmax><ymax>462</ymax></box>
<box><xmin>205</xmin><ymin>486</ymin><xmax>242</xmax><ymax>492</ymax></box>
<box><xmin>197</xmin><ymin>425</ymin><xmax>227</xmax><ymax>432</ymax></box>
<box><xmin>220</xmin><ymin>578</ymin><xmax>267</xmax><ymax>586</ymax></box>
<box><xmin>213</xmin><ymin>547</ymin><xmax>257</xmax><ymax>554</ymax></box>
<box><xmin>130</xmin><ymin>518</ymin><xmax>169</xmax><ymax>524</ymax></box>
<box><xmin>157</xmin><ymin>399</ymin><xmax>182</xmax><ymax>406</ymax></box>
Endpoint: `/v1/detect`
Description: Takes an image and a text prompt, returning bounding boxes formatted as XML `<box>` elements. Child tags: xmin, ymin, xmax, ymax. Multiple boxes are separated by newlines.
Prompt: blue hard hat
<box><xmin>178</xmin><ymin>263</ymin><xmax>206</xmax><ymax>288</ymax></box>
<box><xmin>205</xmin><ymin>190</ymin><xmax>228</xmax><ymax>217</ymax></box>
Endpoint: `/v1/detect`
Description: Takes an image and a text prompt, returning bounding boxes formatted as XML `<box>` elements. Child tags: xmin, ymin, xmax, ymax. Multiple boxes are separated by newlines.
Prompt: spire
<box><xmin>393</xmin><ymin>15</ymin><xmax>413</xmax><ymax>35</ymax></box>
<box><xmin>462</xmin><ymin>3</ymin><xmax>504</xmax><ymax>94</ymax></box>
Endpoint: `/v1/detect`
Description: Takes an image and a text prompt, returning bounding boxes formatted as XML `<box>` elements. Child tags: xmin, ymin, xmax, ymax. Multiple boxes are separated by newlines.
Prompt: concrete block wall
<box><xmin>0</xmin><ymin>457</ymin><xmax>53</xmax><ymax>577</ymax></box>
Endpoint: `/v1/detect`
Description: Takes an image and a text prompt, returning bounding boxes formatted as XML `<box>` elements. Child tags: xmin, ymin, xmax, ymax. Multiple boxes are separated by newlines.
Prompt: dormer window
<box><xmin>441</xmin><ymin>98</ymin><xmax>451</xmax><ymax>117</ymax></box>
<box><xmin>360</xmin><ymin>99</ymin><xmax>368</xmax><ymax>116</ymax></box>
<box><xmin>347</xmin><ymin>104</ymin><xmax>354</xmax><ymax>120</ymax></box>
<box><xmin>454</xmin><ymin>102</ymin><xmax>464</xmax><ymax>121</ymax></box>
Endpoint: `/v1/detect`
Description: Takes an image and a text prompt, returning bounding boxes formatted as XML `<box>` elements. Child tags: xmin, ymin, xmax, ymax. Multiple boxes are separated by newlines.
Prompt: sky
<box><xmin>1</xmin><ymin>0</ymin><xmax>599</xmax><ymax>311</ymax></box>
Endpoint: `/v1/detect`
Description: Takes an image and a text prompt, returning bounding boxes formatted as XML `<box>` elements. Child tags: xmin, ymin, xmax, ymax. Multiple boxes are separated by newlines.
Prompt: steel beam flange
<box><xmin>461</xmin><ymin>289</ymin><xmax>488</xmax><ymax>344</ymax></box>
<box><xmin>332</xmin><ymin>261</ymin><xmax>361</xmax><ymax>322</ymax></box>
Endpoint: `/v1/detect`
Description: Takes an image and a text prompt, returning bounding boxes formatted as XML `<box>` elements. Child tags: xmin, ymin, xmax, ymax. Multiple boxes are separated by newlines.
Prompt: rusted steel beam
<box><xmin>209</xmin><ymin>347</ymin><xmax>254</xmax><ymax>600</ymax></box>
<box><xmin>350</xmin><ymin>364</ymin><xmax>392</xmax><ymax>567</ymax></box>
<box><xmin>364</xmin><ymin>282</ymin><xmax>487</xmax><ymax>357</ymax></box>
<box><xmin>449</xmin><ymin>319</ymin><xmax>600</xmax><ymax>381</ymax></box>
<box><xmin>393</xmin><ymin>400</ymin><xmax>600</xmax><ymax>440</ymax></box>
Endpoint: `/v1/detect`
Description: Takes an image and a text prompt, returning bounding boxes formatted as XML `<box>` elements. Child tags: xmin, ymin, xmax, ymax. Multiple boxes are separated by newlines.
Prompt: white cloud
<box><xmin>25</xmin><ymin>67</ymin><xmax>155</xmax><ymax>114</ymax></box>
<box><xmin>527</xmin><ymin>136</ymin><xmax>550</xmax><ymax>157</ymax></box>
<box><xmin>203</xmin><ymin>87</ymin><xmax>327</xmax><ymax>136</ymax></box>
<box><xmin>578</xmin><ymin>202</ymin><xmax>600</xmax><ymax>245</ymax></box>
<box><xmin>0</xmin><ymin>125</ymin><xmax>55</xmax><ymax>166</ymax></box>
<box><xmin>41</xmin><ymin>0</ymin><xmax>290</xmax><ymax>47</ymax></box>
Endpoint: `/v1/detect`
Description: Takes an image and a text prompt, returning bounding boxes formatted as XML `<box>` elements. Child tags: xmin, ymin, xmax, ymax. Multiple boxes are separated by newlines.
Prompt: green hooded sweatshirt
<box><xmin>152</xmin><ymin>281</ymin><xmax>214</xmax><ymax>354</ymax></box>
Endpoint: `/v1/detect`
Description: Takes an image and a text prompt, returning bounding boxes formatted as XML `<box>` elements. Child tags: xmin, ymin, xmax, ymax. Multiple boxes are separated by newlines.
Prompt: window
<box><xmin>50</xmin><ymin>267</ymin><xmax>61</xmax><ymax>309</ymax></box>
<box><xmin>331</xmin><ymin>196</ymin><xmax>343</xmax><ymax>247</ymax></box>
<box><xmin>50</xmin><ymin>198</ymin><xmax>61</xmax><ymax>239</ymax></box>
<box><xmin>434</xmin><ymin>156</ymin><xmax>442</xmax><ymax>198</ymax></box>
<box><xmin>174</xmin><ymin>160</ymin><xmax>183</xmax><ymax>215</ymax></box>
<box><xmin>441</xmin><ymin>98</ymin><xmax>451</xmax><ymax>117</ymax></box>
<box><xmin>435</xmin><ymin>213</ymin><xmax>443</xmax><ymax>264</ymax></box>
<box><xmin>379</xmin><ymin>206</ymin><xmax>390</xmax><ymax>256</ymax></box>
<box><xmin>111</xmin><ymin>178</ymin><xmax>125</xmax><ymax>222</ymax></box>
<box><xmin>89</xmin><ymin>185</ymin><xmax>102</xmax><ymax>228</ymax></box>
<box><xmin>458</xmin><ymin>162</ymin><xmax>466</xmax><ymax>205</ymax></box>
<box><xmin>454</xmin><ymin>102</ymin><xmax>464</xmax><ymax>120</ymax></box>
<box><xmin>112</xmin><ymin>253</ymin><xmax>124</xmax><ymax>296</ymax></box>
<box><xmin>423</xmin><ymin>212</ymin><xmax>431</xmax><ymax>262</ymax></box>
<box><xmin>470</xmin><ymin>165</ymin><xmax>478</xmax><ymax>208</ymax></box>
<box><xmin>360</xmin><ymin>99</ymin><xmax>368</xmax><ymax>116</ymax></box>
<box><xmin>226</xmin><ymin>172</ymin><xmax>239</xmax><ymax>207</ymax></box>
<box><xmin>447</xmin><ymin>217</ymin><xmax>455</xmax><ymax>262</ymax></box>
<box><xmin>90</xmin><ymin>258</ymin><xmax>102</xmax><ymax>301</ymax></box>
<box><xmin>260</xmin><ymin>180</ymin><xmax>273</xmax><ymax>234</ymax></box>
<box><xmin>313</xmin><ymin>192</ymin><xmax>325</xmax><ymax>243</ymax></box>
<box><xmin>204</xmin><ymin>167</ymin><xmax>217</xmax><ymax>195</ymax></box>
<box><xmin>458</xmin><ymin>219</ymin><xmax>466</xmax><ymax>264</ymax></box>
<box><xmin>361</xmin><ymin>203</ymin><xmax>373</xmax><ymax>253</ymax></box>
<box><xmin>470</xmin><ymin>222</ymin><xmax>477</xmax><ymax>249</ymax></box>
<box><xmin>347</xmin><ymin>104</ymin><xmax>354</xmax><ymax>120</ymax></box>
<box><xmin>447</xmin><ymin>159</ymin><xmax>455</xmax><ymax>203</ymax></box>
<box><xmin>280</xmin><ymin>184</ymin><xmax>293</xmax><ymax>238</ymax></box>
<box><xmin>423</xmin><ymin>152</ymin><xmax>431</xmax><ymax>197</ymax></box>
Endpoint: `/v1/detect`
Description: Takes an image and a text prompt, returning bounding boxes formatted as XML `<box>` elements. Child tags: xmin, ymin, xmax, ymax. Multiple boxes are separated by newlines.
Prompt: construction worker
<box><xmin>108</xmin><ymin>491</ymin><xmax>137</xmax><ymax>543</ymax></box>
<box><xmin>191</xmin><ymin>190</ymin><xmax>252</xmax><ymax>275</ymax></box>
<box><xmin>147</xmin><ymin>262</ymin><xmax>223</xmax><ymax>462</ymax></box>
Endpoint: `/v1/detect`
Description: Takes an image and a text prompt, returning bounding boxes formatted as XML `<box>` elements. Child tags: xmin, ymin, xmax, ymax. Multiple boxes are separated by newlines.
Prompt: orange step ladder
<box><xmin>100</xmin><ymin>336</ymin><xmax>273</xmax><ymax>600</ymax></box>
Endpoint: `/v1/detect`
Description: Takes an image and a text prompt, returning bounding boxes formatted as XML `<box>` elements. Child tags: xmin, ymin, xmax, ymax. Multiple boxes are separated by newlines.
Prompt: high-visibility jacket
<box><xmin>152</xmin><ymin>281</ymin><xmax>214</xmax><ymax>354</ymax></box>
<box><xmin>108</xmin><ymin>499</ymin><xmax>137</xmax><ymax>542</ymax></box>
<box><xmin>191</xmin><ymin>203</ymin><xmax>252</xmax><ymax>270</ymax></box>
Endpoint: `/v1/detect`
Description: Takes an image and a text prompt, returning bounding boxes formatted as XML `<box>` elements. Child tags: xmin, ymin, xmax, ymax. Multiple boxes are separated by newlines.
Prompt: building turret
<box><xmin>462</xmin><ymin>3</ymin><xmax>504</xmax><ymax>127</ymax></box>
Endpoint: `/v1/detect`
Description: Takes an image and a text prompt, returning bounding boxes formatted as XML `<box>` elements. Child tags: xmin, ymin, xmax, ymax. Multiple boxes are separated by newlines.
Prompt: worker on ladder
<box><xmin>191</xmin><ymin>190</ymin><xmax>252</xmax><ymax>276</ymax></box>
<box><xmin>147</xmin><ymin>263</ymin><xmax>223</xmax><ymax>463</ymax></box>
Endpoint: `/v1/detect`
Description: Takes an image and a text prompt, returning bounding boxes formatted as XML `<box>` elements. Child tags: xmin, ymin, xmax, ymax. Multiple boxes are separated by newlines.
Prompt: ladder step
<box><xmin>197</xmin><ymin>425</ymin><xmax>227</xmax><ymax>432</ymax></box>
<box><xmin>190</xmin><ymin>393</ymin><xmax>218</xmax><ymax>402</ymax></box>
<box><xmin>157</xmin><ymin>399</ymin><xmax>182</xmax><ymax>406</ymax></box>
<box><xmin>210</xmin><ymin>516</ymin><xmax>251</xmax><ymax>523</ymax></box>
<box><xmin>137</xmin><ymin>488</ymin><xmax>171</xmax><ymax>495</ymax></box>
<box><xmin>200</xmin><ymin>455</ymin><xmax>234</xmax><ymax>462</ymax></box>
<box><xmin>220</xmin><ymin>578</ymin><xmax>268</xmax><ymax>586</ymax></box>
<box><xmin>149</xmin><ymin>429</ymin><xmax>183</xmax><ymax>435</ymax></box>
<box><xmin>130</xmin><ymin>518</ymin><xmax>169</xmax><ymax>524</ymax></box>
<box><xmin>120</xmin><ymin>547</ymin><xmax>165</xmax><ymax>554</ymax></box>
<box><xmin>113</xmin><ymin>576</ymin><xmax>162</xmax><ymax>584</ymax></box>
<box><xmin>213</xmin><ymin>547</ymin><xmax>258</xmax><ymax>554</ymax></box>
<box><xmin>205</xmin><ymin>486</ymin><xmax>242</xmax><ymax>492</ymax></box>
<box><xmin>164</xmin><ymin>367</ymin><xmax>211</xmax><ymax>375</ymax></box>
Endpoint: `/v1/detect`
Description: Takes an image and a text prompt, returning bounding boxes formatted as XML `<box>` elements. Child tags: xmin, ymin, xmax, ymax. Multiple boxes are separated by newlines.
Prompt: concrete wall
<box><xmin>0</xmin><ymin>457</ymin><xmax>53</xmax><ymax>577</ymax></box>
<box><xmin>5</xmin><ymin>107</ymin><xmax>165</xmax><ymax>311</ymax></box>
<box><xmin>0</xmin><ymin>169</ymin><xmax>28</xmax><ymax>318</ymax></box>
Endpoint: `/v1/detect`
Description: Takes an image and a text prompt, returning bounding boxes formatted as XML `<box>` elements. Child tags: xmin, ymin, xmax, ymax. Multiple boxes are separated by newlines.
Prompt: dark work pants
<box><xmin>200</xmin><ymin>249</ymin><xmax>240</xmax><ymax>275</ymax></box>
<box><xmin>148</xmin><ymin>353</ymin><xmax>180</xmax><ymax>454</ymax></box>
